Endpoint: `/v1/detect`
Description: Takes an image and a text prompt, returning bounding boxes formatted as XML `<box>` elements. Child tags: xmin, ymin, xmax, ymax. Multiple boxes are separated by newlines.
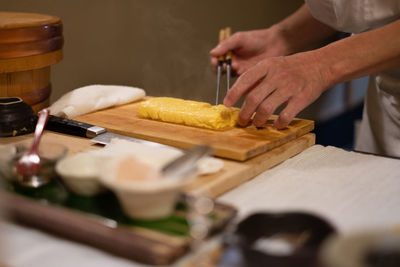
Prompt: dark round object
<box><xmin>220</xmin><ymin>212</ymin><xmax>336</xmax><ymax>267</ymax></box>
<box><xmin>0</xmin><ymin>97</ymin><xmax>37</xmax><ymax>137</ymax></box>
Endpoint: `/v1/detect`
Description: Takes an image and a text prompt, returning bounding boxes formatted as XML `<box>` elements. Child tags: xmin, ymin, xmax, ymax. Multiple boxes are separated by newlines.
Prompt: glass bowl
<box><xmin>0</xmin><ymin>141</ymin><xmax>68</xmax><ymax>187</ymax></box>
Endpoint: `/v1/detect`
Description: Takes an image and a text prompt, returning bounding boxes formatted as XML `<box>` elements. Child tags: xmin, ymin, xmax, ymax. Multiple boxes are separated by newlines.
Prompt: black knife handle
<box><xmin>46</xmin><ymin>115</ymin><xmax>106</xmax><ymax>138</ymax></box>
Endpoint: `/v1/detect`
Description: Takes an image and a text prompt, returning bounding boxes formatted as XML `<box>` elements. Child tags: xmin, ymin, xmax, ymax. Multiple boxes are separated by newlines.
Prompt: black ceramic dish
<box><xmin>0</xmin><ymin>97</ymin><xmax>37</xmax><ymax>137</ymax></box>
<box><xmin>219</xmin><ymin>212</ymin><xmax>337</xmax><ymax>267</ymax></box>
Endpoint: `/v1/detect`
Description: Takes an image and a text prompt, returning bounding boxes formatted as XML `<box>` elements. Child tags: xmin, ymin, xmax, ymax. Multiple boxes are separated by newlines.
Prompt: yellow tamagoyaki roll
<box><xmin>138</xmin><ymin>97</ymin><xmax>239</xmax><ymax>130</ymax></box>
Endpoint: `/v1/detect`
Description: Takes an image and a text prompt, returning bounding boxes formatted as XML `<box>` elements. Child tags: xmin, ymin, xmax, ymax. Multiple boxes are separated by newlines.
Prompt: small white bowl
<box><xmin>56</xmin><ymin>153</ymin><xmax>106</xmax><ymax>196</ymax></box>
<box><xmin>100</xmin><ymin>155</ymin><xmax>185</xmax><ymax>220</ymax></box>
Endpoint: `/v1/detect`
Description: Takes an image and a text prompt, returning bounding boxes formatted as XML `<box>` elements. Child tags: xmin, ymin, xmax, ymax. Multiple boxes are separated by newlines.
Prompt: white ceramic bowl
<box><xmin>100</xmin><ymin>155</ymin><xmax>185</xmax><ymax>220</ymax></box>
<box><xmin>56</xmin><ymin>153</ymin><xmax>106</xmax><ymax>196</ymax></box>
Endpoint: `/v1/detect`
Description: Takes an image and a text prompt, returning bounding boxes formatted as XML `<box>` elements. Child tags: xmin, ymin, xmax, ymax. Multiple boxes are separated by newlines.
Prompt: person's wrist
<box><xmin>288</xmin><ymin>49</ymin><xmax>337</xmax><ymax>92</ymax></box>
<box><xmin>309</xmin><ymin>48</ymin><xmax>338</xmax><ymax>89</ymax></box>
<box><xmin>269</xmin><ymin>23</ymin><xmax>295</xmax><ymax>56</ymax></box>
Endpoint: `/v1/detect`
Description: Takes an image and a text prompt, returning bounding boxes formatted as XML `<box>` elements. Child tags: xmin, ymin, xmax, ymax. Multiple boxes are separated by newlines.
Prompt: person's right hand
<box><xmin>210</xmin><ymin>27</ymin><xmax>291</xmax><ymax>75</ymax></box>
<box><xmin>223</xmin><ymin>50</ymin><xmax>332</xmax><ymax>130</ymax></box>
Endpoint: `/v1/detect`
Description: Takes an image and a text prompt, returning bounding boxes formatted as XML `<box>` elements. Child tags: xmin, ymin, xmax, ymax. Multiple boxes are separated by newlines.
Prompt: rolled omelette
<box><xmin>137</xmin><ymin>97</ymin><xmax>239</xmax><ymax>130</ymax></box>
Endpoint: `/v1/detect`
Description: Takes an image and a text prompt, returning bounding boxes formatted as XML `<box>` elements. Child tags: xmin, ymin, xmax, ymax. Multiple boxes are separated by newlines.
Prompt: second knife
<box><xmin>46</xmin><ymin>115</ymin><xmax>173</xmax><ymax>149</ymax></box>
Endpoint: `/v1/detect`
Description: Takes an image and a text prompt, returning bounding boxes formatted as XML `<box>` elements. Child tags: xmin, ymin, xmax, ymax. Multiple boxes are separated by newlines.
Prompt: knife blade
<box><xmin>90</xmin><ymin>131</ymin><xmax>172</xmax><ymax>148</ymax></box>
<box><xmin>46</xmin><ymin>115</ymin><xmax>173</xmax><ymax>149</ymax></box>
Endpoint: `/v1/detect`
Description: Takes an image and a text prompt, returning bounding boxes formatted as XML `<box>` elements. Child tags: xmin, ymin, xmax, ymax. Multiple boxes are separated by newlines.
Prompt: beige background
<box><xmin>1</xmin><ymin>0</ymin><xmax>366</xmax><ymax>121</ymax></box>
<box><xmin>1</xmin><ymin>1</ymin><xmax>302</xmax><ymax>100</ymax></box>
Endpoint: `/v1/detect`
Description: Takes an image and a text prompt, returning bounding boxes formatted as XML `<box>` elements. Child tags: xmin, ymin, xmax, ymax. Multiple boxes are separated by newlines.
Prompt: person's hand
<box><xmin>224</xmin><ymin>51</ymin><xmax>332</xmax><ymax>129</ymax></box>
<box><xmin>210</xmin><ymin>27</ymin><xmax>291</xmax><ymax>75</ymax></box>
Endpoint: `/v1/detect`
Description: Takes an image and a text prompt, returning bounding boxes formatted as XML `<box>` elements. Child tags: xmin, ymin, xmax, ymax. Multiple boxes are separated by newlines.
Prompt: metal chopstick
<box><xmin>215</xmin><ymin>27</ymin><xmax>233</xmax><ymax>105</ymax></box>
<box><xmin>225</xmin><ymin>27</ymin><xmax>232</xmax><ymax>93</ymax></box>
<box><xmin>216</xmin><ymin>29</ymin><xmax>226</xmax><ymax>105</ymax></box>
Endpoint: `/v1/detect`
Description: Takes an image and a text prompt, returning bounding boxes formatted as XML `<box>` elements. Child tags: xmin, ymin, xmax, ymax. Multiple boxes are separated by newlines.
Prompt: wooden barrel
<box><xmin>0</xmin><ymin>12</ymin><xmax>63</xmax><ymax>113</ymax></box>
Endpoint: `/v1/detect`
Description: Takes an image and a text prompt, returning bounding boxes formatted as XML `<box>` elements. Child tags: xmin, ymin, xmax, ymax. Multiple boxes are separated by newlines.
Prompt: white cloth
<box><xmin>305</xmin><ymin>0</ymin><xmax>400</xmax><ymax>33</ymax></box>
<box><xmin>305</xmin><ymin>0</ymin><xmax>400</xmax><ymax>157</ymax></box>
<box><xmin>0</xmin><ymin>220</ymin><xmax>144</xmax><ymax>267</ymax></box>
<box><xmin>49</xmin><ymin>85</ymin><xmax>146</xmax><ymax>118</ymax></box>
<box><xmin>355</xmin><ymin>74</ymin><xmax>400</xmax><ymax>156</ymax></box>
<box><xmin>219</xmin><ymin>145</ymin><xmax>400</xmax><ymax>234</ymax></box>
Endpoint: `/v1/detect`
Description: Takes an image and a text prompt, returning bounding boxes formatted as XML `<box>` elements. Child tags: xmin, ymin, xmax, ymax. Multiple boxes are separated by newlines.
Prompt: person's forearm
<box><xmin>315</xmin><ymin>19</ymin><xmax>400</xmax><ymax>87</ymax></box>
<box><xmin>272</xmin><ymin>4</ymin><xmax>337</xmax><ymax>54</ymax></box>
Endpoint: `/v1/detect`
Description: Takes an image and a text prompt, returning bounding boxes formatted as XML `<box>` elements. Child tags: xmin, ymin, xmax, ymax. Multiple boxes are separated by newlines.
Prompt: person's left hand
<box><xmin>223</xmin><ymin>51</ymin><xmax>332</xmax><ymax>129</ymax></box>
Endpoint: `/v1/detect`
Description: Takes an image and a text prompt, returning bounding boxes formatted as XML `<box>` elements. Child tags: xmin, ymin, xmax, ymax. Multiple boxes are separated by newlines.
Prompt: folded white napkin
<box><xmin>50</xmin><ymin>84</ymin><xmax>146</xmax><ymax>118</ymax></box>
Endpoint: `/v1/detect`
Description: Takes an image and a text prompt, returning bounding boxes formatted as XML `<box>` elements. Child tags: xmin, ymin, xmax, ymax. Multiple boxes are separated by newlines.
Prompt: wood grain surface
<box><xmin>0</xmin><ymin>12</ymin><xmax>63</xmax><ymax>59</ymax></box>
<box><xmin>0</xmin><ymin>12</ymin><xmax>63</xmax><ymax>113</ymax></box>
<box><xmin>0</xmin><ymin>12</ymin><xmax>60</xmax><ymax>29</ymax></box>
<box><xmin>75</xmin><ymin>100</ymin><xmax>314</xmax><ymax>161</ymax></box>
<box><xmin>0</xmin><ymin>67</ymin><xmax>51</xmax><ymax>112</ymax></box>
<box><xmin>0</xmin><ymin>50</ymin><xmax>63</xmax><ymax>73</ymax></box>
<box><xmin>185</xmin><ymin>133</ymin><xmax>315</xmax><ymax>197</ymax></box>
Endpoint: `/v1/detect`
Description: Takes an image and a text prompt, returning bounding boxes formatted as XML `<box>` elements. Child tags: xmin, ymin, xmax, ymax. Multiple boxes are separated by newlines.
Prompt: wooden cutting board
<box><xmin>74</xmin><ymin>100</ymin><xmax>314</xmax><ymax>161</ymax></box>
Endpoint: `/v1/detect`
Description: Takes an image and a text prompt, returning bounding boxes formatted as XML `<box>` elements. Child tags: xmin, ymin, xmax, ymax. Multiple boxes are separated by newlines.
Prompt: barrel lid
<box><xmin>0</xmin><ymin>11</ymin><xmax>60</xmax><ymax>29</ymax></box>
<box><xmin>0</xmin><ymin>12</ymin><xmax>63</xmax><ymax>59</ymax></box>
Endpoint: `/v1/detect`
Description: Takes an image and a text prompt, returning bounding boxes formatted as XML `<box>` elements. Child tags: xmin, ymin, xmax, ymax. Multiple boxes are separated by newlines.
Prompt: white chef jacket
<box><xmin>305</xmin><ymin>0</ymin><xmax>400</xmax><ymax>157</ymax></box>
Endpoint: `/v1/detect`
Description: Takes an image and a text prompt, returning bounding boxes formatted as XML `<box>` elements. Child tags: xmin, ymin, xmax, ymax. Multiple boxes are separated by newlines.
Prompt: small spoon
<box><xmin>15</xmin><ymin>108</ymin><xmax>50</xmax><ymax>187</ymax></box>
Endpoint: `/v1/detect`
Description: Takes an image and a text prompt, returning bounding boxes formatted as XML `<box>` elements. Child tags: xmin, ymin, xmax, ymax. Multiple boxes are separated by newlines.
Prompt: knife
<box><xmin>45</xmin><ymin>115</ymin><xmax>173</xmax><ymax>149</ymax></box>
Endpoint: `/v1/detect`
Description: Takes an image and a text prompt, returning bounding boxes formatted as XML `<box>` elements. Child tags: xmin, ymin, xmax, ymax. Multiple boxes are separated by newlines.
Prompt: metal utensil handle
<box><xmin>46</xmin><ymin>115</ymin><xmax>106</xmax><ymax>138</ymax></box>
<box><xmin>161</xmin><ymin>145</ymin><xmax>212</xmax><ymax>180</ymax></box>
<box><xmin>30</xmin><ymin>109</ymin><xmax>50</xmax><ymax>154</ymax></box>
